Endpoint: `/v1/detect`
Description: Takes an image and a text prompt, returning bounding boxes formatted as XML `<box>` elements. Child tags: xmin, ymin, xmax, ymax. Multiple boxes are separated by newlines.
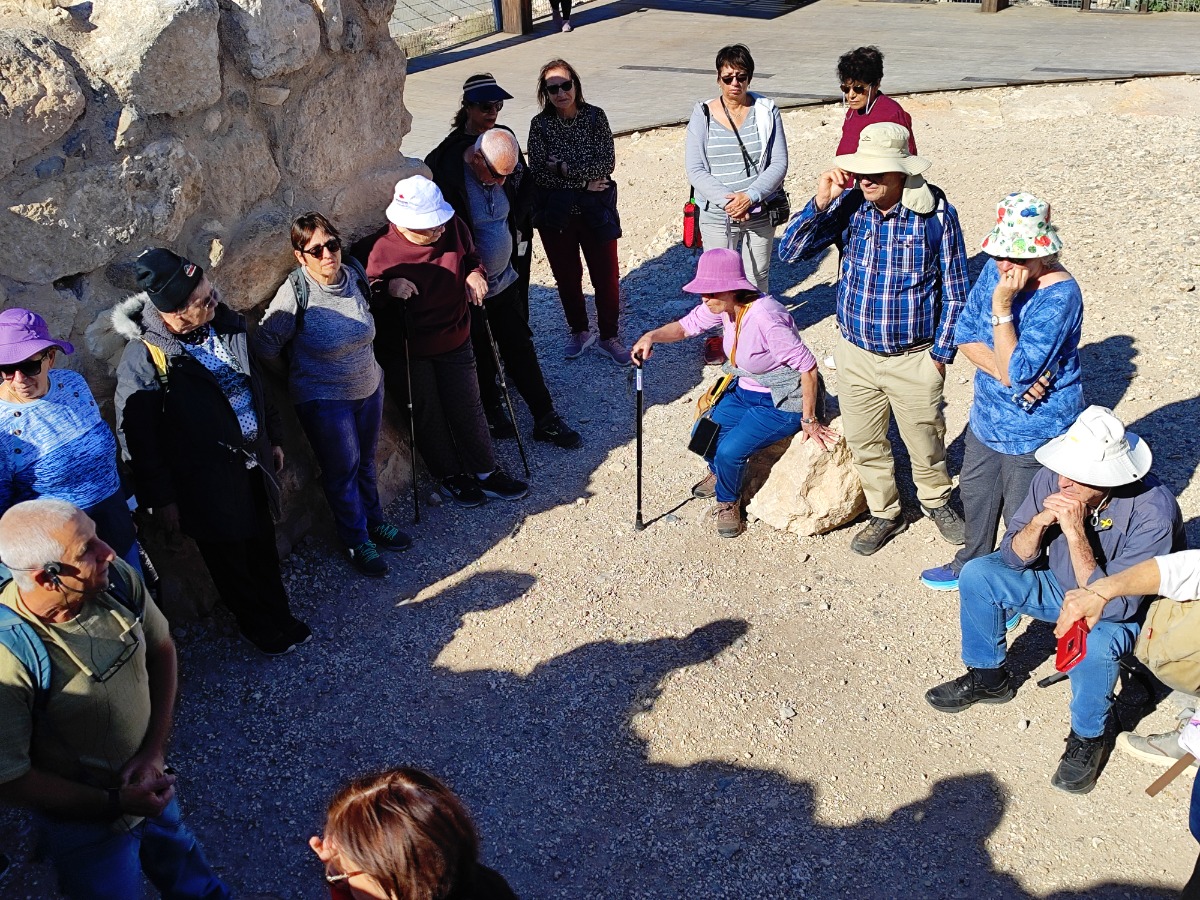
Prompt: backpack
<box><xmin>0</xmin><ymin>562</ymin><xmax>141</xmax><ymax>712</ymax></box>
<box><xmin>286</xmin><ymin>256</ymin><xmax>371</xmax><ymax>331</ymax></box>
<box><xmin>1134</xmin><ymin>598</ymin><xmax>1200</xmax><ymax>694</ymax></box>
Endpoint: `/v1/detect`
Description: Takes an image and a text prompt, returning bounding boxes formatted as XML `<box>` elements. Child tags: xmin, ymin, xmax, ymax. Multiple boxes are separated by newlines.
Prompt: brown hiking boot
<box><xmin>691</xmin><ymin>472</ymin><xmax>717</xmax><ymax>499</ymax></box>
<box><xmin>715</xmin><ymin>501</ymin><xmax>742</xmax><ymax>538</ymax></box>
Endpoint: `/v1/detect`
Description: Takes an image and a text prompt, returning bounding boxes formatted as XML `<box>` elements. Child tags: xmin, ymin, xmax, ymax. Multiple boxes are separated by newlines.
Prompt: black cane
<box><xmin>401</xmin><ymin>303</ymin><xmax>420</xmax><ymax>525</ymax></box>
<box><xmin>481</xmin><ymin>307</ymin><xmax>531</xmax><ymax>479</ymax></box>
<box><xmin>634</xmin><ymin>356</ymin><xmax>645</xmax><ymax>531</ymax></box>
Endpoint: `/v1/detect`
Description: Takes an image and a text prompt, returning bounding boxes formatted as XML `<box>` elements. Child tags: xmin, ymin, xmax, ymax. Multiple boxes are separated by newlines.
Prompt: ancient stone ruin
<box><xmin>0</xmin><ymin>0</ymin><xmax>424</xmax><ymax>613</ymax></box>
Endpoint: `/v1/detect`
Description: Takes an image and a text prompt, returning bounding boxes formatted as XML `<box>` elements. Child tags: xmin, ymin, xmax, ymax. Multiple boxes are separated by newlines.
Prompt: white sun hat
<box><xmin>385</xmin><ymin>176</ymin><xmax>456</xmax><ymax>230</ymax></box>
<box><xmin>1034</xmin><ymin>406</ymin><xmax>1152</xmax><ymax>487</ymax></box>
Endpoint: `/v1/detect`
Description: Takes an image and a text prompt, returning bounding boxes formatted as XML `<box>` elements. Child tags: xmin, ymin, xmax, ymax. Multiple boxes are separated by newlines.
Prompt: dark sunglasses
<box><xmin>840</xmin><ymin>82</ymin><xmax>871</xmax><ymax>95</ymax></box>
<box><xmin>0</xmin><ymin>352</ymin><xmax>51</xmax><ymax>380</ymax></box>
<box><xmin>720</xmin><ymin>73</ymin><xmax>750</xmax><ymax>85</ymax></box>
<box><xmin>544</xmin><ymin>79</ymin><xmax>574</xmax><ymax>95</ymax></box>
<box><xmin>302</xmin><ymin>237</ymin><xmax>342</xmax><ymax>259</ymax></box>
<box><xmin>471</xmin><ymin>100</ymin><xmax>504</xmax><ymax>113</ymax></box>
<box><xmin>478</xmin><ymin>153</ymin><xmax>508</xmax><ymax>182</ymax></box>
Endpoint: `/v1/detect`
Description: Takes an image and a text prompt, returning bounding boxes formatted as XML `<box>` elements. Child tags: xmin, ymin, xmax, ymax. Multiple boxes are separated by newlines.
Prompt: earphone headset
<box><xmin>2</xmin><ymin>559</ymin><xmax>72</xmax><ymax>590</ymax></box>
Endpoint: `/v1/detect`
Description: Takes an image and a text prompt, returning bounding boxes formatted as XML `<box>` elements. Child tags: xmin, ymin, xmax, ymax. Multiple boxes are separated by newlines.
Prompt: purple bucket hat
<box><xmin>681</xmin><ymin>248</ymin><xmax>759</xmax><ymax>295</ymax></box>
<box><xmin>0</xmin><ymin>308</ymin><xmax>74</xmax><ymax>365</ymax></box>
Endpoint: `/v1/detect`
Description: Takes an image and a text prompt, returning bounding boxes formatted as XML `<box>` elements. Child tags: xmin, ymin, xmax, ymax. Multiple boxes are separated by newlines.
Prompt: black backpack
<box><xmin>286</xmin><ymin>255</ymin><xmax>372</xmax><ymax>331</ymax></box>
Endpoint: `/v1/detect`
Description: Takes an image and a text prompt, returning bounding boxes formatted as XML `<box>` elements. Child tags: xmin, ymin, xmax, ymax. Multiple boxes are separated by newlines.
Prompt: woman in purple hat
<box><xmin>0</xmin><ymin>308</ymin><xmax>140</xmax><ymax>570</ymax></box>
<box><xmin>631</xmin><ymin>248</ymin><xmax>839</xmax><ymax>538</ymax></box>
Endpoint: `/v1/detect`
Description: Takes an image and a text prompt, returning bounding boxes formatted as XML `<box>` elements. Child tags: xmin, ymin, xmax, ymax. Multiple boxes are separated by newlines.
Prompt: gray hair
<box><xmin>475</xmin><ymin>128</ymin><xmax>519</xmax><ymax>169</ymax></box>
<box><xmin>0</xmin><ymin>499</ymin><xmax>83</xmax><ymax>592</ymax></box>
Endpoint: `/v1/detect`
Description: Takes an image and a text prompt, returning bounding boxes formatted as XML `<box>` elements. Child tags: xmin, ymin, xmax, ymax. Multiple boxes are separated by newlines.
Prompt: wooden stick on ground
<box><xmin>1146</xmin><ymin>754</ymin><xmax>1196</xmax><ymax>797</ymax></box>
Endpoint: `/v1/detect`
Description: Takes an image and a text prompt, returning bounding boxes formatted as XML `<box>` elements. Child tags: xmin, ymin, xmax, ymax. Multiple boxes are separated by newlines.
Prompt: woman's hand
<box><xmin>724</xmin><ymin>192</ymin><xmax>753</xmax><ymax>221</ymax></box>
<box><xmin>993</xmin><ymin>265</ymin><xmax>1030</xmax><ymax>306</ymax></box>
<box><xmin>387</xmin><ymin>277</ymin><xmax>418</xmax><ymax>300</ymax></box>
<box><xmin>272</xmin><ymin>446</ymin><xmax>285</xmax><ymax>474</ymax></box>
<box><xmin>799</xmin><ymin>419</ymin><xmax>840</xmax><ymax>451</ymax></box>
<box><xmin>585</xmin><ymin>178</ymin><xmax>610</xmax><ymax>192</ymax></box>
<box><xmin>631</xmin><ymin>335</ymin><xmax>655</xmax><ymax>364</ymax></box>
<box><xmin>547</xmin><ymin>154</ymin><xmax>568</xmax><ymax>177</ymax></box>
<box><xmin>465</xmin><ymin>272</ymin><xmax>489</xmax><ymax>306</ymax></box>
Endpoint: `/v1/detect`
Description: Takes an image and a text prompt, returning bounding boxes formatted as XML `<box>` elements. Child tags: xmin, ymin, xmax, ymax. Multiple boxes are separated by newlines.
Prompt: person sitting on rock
<box><xmin>925</xmin><ymin>406</ymin><xmax>1184</xmax><ymax>795</ymax></box>
<box><xmin>631</xmin><ymin>248</ymin><xmax>838</xmax><ymax>538</ymax></box>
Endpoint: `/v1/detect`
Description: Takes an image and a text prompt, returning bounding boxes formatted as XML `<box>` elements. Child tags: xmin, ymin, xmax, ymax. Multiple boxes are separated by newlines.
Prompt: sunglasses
<box><xmin>544</xmin><ymin>79</ymin><xmax>574</xmax><ymax>95</ymax></box>
<box><xmin>471</xmin><ymin>100</ymin><xmax>504</xmax><ymax>113</ymax></box>
<box><xmin>840</xmin><ymin>82</ymin><xmax>872</xmax><ymax>95</ymax></box>
<box><xmin>478</xmin><ymin>153</ymin><xmax>509</xmax><ymax>183</ymax></box>
<box><xmin>720</xmin><ymin>73</ymin><xmax>750</xmax><ymax>85</ymax></box>
<box><xmin>0</xmin><ymin>352</ymin><xmax>51</xmax><ymax>380</ymax></box>
<box><xmin>302</xmin><ymin>237</ymin><xmax>342</xmax><ymax>259</ymax></box>
<box><xmin>325</xmin><ymin>870</ymin><xmax>364</xmax><ymax>885</ymax></box>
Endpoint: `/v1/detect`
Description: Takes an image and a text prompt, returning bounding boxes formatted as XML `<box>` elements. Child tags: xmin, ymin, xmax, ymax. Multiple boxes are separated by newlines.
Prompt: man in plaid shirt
<box><xmin>779</xmin><ymin>123</ymin><xmax>969</xmax><ymax>555</ymax></box>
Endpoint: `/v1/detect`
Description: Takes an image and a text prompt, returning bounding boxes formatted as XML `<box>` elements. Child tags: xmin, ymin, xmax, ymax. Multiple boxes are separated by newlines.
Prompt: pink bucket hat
<box><xmin>682</xmin><ymin>248</ymin><xmax>759</xmax><ymax>295</ymax></box>
<box><xmin>0</xmin><ymin>308</ymin><xmax>74</xmax><ymax>365</ymax></box>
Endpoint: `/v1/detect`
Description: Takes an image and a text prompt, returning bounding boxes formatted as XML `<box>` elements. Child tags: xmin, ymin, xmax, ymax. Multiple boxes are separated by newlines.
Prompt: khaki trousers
<box><xmin>833</xmin><ymin>336</ymin><xmax>952</xmax><ymax>520</ymax></box>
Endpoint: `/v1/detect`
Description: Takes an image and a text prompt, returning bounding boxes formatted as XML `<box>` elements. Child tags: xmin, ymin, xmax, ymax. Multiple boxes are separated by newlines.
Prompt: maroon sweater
<box><xmin>836</xmin><ymin>93</ymin><xmax>917</xmax><ymax>157</ymax></box>
<box><xmin>362</xmin><ymin>217</ymin><xmax>485</xmax><ymax>357</ymax></box>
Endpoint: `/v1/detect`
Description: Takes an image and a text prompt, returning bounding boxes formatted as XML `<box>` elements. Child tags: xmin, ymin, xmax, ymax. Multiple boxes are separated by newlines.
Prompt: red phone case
<box><xmin>1055</xmin><ymin>619</ymin><xmax>1089</xmax><ymax>673</ymax></box>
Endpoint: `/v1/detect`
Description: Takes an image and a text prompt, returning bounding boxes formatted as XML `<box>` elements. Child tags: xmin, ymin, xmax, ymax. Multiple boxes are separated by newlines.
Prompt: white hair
<box><xmin>476</xmin><ymin>128</ymin><xmax>519</xmax><ymax>164</ymax></box>
<box><xmin>0</xmin><ymin>499</ymin><xmax>82</xmax><ymax>592</ymax></box>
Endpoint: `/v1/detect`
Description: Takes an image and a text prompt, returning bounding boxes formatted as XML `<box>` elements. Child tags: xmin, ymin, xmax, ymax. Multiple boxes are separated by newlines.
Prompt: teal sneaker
<box><xmin>920</xmin><ymin>563</ymin><xmax>959</xmax><ymax>591</ymax></box>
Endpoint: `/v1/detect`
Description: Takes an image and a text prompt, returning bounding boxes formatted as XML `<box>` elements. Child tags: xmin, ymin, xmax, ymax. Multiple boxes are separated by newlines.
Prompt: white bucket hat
<box><xmin>1035</xmin><ymin>406</ymin><xmax>1152</xmax><ymax>487</ymax></box>
<box><xmin>833</xmin><ymin>122</ymin><xmax>930</xmax><ymax>176</ymax></box>
<box><xmin>981</xmin><ymin>192</ymin><xmax>1064</xmax><ymax>259</ymax></box>
<box><xmin>386</xmin><ymin>176</ymin><xmax>456</xmax><ymax>230</ymax></box>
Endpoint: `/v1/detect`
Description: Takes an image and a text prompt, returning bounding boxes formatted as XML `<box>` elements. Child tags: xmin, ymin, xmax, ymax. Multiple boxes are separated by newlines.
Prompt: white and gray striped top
<box><xmin>701</xmin><ymin>107</ymin><xmax>762</xmax><ymax>222</ymax></box>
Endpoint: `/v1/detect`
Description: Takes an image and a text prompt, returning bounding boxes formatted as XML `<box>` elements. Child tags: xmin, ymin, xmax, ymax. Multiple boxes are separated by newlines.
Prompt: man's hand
<box><xmin>724</xmin><ymin>191</ymin><xmax>753</xmax><ymax>221</ymax></box>
<box><xmin>119</xmin><ymin>772</ymin><xmax>175</xmax><ymax>818</ymax></box>
<box><xmin>387</xmin><ymin>277</ymin><xmax>418</xmax><ymax>300</ymax></box>
<box><xmin>271</xmin><ymin>446</ymin><xmax>285</xmax><ymax>474</ymax></box>
<box><xmin>993</xmin><ymin>265</ymin><xmax>1031</xmax><ymax>307</ymax></box>
<box><xmin>1023</xmin><ymin>374</ymin><xmax>1052</xmax><ymax>404</ymax></box>
<box><xmin>155</xmin><ymin>503</ymin><xmax>184</xmax><ymax>551</ymax></box>
<box><xmin>815</xmin><ymin>168</ymin><xmax>852</xmax><ymax>211</ymax></box>
<box><xmin>1055</xmin><ymin>587</ymin><xmax>1108</xmax><ymax>637</ymax></box>
<box><xmin>465</xmin><ymin>272</ymin><xmax>489</xmax><ymax>307</ymax></box>
<box><xmin>119</xmin><ymin>750</ymin><xmax>165</xmax><ymax>790</ymax></box>
<box><xmin>1043</xmin><ymin>492</ymin><xmax>1088</xmax><ymax>539</ymax></box>
<box><xmin>931</xmin><ymin>357</ymin><xmax>946</xmax><ymax>378</ymax></box>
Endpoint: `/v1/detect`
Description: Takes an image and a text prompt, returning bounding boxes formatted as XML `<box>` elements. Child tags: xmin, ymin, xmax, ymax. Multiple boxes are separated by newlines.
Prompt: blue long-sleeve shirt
<box><xmin>999</xmin><ymin>467</ymin><xmax>1186</xmax><ymax>622</ymax></box>
<box><xmin>777</xmin><ymin>188</ymin><xmax>969</xmax><ymax>364</ymax></box>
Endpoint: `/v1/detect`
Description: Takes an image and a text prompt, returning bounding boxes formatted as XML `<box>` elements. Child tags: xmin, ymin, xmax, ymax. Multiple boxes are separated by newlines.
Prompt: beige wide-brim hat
<box><xmin>1034</xmin><ymin>406</ymin><xmax>1152</xmax><ymax>487</ymax></box>
<box><xmin>834</xmin><ymin>122</ymin><xmax>930</xmax><ymax>176</ymax></box>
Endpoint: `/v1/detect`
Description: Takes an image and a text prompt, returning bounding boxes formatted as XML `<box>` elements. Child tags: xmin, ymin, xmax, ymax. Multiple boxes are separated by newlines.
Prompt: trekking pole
<box><xmin>634</xmin><ymin>354</ymin><xmax>645</xmax><ymax>531</ymax></box>
<box><xmin>481</xmin><ymin>306</ymin><xmax>530</xmax><ymax>479</ymax></box>
<box><xmin>401</xmin><ymin>302</ymin><xmax>420</xmax><ymax>526</ymax></box>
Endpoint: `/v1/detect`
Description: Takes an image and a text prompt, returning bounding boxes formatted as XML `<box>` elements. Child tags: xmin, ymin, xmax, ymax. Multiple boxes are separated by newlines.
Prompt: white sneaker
<box><xmin>562</xmin><ymin>20</ymin><xmax>573</xmax><ymax>31</ymax></box>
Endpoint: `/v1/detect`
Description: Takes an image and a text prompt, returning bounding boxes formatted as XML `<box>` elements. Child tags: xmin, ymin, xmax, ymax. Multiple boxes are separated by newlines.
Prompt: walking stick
<box><xmin>480</xmin><ymin>306</ymin><xmax>530</xmax><ymax>478</ymax></box>
<box><xmin>401</xmin><ymin>302</ymin><xmax>420</xmax><ymax>526</ymax></box>
<box><xmin>634</xmin><ymin>355</ymin><xmax>645</xmax><ymax>531</ymax></box>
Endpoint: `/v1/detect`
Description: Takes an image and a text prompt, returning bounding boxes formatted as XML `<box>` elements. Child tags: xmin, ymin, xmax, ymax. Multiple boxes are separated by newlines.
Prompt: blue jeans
<box><xmin>295</xmin><ymin>382</ymin><xmax>385</xmax><ymax>547</ymax></box>
<box><xmin>959</xmin><ymin>553</ymin><xmax>1138</xmax><ymax>738</ymax></box>
<box><xmin>704</xmin><ymin>385</ymin><xmax>803</xmax><ymax>503</ymax></box>
<box><xmin>36</xmin><ymin>796</ymin><xmax>230</xmax><ymax>900</ymax></box>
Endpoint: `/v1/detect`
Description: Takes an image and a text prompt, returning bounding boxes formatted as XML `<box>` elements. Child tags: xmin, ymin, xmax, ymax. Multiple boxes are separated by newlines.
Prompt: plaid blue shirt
<box><xmin>778</xmin><ymin>188</ymin><xmax>969</xmax><ymax>363</ymax></box>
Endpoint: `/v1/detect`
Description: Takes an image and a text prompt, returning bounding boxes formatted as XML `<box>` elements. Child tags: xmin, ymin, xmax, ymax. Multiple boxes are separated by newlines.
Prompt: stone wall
<box><xmin>0</xmin><ymin>0</ymin><xmax>426</xmax><ymax>615</ymax></box>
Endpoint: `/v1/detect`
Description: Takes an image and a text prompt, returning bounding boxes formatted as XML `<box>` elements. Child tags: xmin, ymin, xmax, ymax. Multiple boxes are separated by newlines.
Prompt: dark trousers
<box><xmin>295</xmin><ymin>381</ymin><xmax>385</xmax><ymax>548</ymax></box>
<box><xmin>409</xmin><ymin>338</ymin><xmax>495</xmax><ymax>479</ymax></box>
<box><xmin>951</xmin><ymin>427</ymin><xmax>1042</xmax><ymax>575</ymax></box>
<box><xmin>194</xmin><ymin>482</ymin><xmax>295</xmax><ymax>643</ymax></box>
<box><xmin>539</xmin><ymin>216</ymin><xmax>620</xmax><ymax>340</ymax></box>
<box><xmin>551</xmin><ymin>0</ymin><xmax>571</xmax><ymax>17</ymax></box>
<box><xmin>471</xmin><ymin>282</ymin><xmax>555</xmax><ymax>421</ymax></box>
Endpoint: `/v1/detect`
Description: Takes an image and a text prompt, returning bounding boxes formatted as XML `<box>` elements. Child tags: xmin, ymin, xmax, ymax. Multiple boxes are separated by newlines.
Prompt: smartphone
<box><xmin>1055</xmin><ymin>619</ymin><xmax>1089</xmax><ymax>673</ymax></box>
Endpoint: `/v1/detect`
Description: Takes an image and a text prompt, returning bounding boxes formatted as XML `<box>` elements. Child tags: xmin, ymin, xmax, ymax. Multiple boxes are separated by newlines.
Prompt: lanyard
<box><xmin>729</xmin><ymin>302</ymin><xmax>754</xmax><ymax>369</ymax></box>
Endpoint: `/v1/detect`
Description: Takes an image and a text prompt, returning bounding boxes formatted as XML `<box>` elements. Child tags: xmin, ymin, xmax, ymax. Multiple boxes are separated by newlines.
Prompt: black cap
<box><xmin>462</xmin><ymin>73</ymin><xmax>513</xmax><ymax>103</ymax></box>
<box><xmin>135</xmin><ymin>248</ymin><xmax>204</xmax><ymax>313</ymax></box>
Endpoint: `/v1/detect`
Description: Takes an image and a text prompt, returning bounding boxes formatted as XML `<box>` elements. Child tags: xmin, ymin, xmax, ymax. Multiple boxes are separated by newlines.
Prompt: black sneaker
<box><xmin>438</xmin><ymin>474</ymin><xmax>486</xmax><ymax>508</ymax></box>
<box><xmin>1051</xmin><ymin>731</ymin><xmax>1108</xmax><ymax>794</ymax></box>
<box><xmin>370</xmin><ymin>522</ymin><xmax>412</xmax><ymax>552</ymax></box>
<box><xmin>925</xmin><ymin>668</ymin><xmax>1015</xmax><ymax>713</ymax></box>
<box><xmin>923</xmin><ymin>503</ymin><xmax>966</xmax><ymax>545</ymax></box>
<box><xmin>283</xmin><ymin>617</ymin><xmax>313</xmax><ymax>647</ymax></box>
<box><xmin>348</xmin><ymin>540</ymin><xmax>388</xmax><ymax>577</ymax></box>
<box><xmin>476</xmin><ymin>468</ymin><xmax>529</xmax><ymax>501</ymax></box>
<box><xmin>850</xmin><ymin>516</ymin><xmax>907</xmax><ymax>556</ymax></box>
<box><xmin>533</xmin><ymin>412</ymin><xmax>581</xmax><ymax>449</ymax></box>
<box><xmin>244</xmin><ymin>629</ymin><xmax>297</xmax><ymax>657</ymax></box>
<box><xmin>485</xmin><ymin>401</ymin><xmax>517</xmax><ymax>439</ymax></box>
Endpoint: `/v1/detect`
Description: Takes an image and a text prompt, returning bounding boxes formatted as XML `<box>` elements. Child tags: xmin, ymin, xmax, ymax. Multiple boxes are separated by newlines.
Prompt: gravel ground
<box><xmin>3</xmin><ymin>76</ymin><xmax>1200</xmax><ymax>898</ymax></box>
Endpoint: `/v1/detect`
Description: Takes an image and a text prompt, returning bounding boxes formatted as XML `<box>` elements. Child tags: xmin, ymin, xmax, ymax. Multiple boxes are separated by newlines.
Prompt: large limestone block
<box><xmin>278</xmin><ymin>43</ymin><xmax>411</xmax><ymax>196</ymax></box>
<box><xmin>0</xmin><ymin>138</ymin><xmax>202</xmax><ymax>284</ymax></box>
<box><xmin>208</xmin><ymin>203</ymin><xmax>294</xmax><ymax>311</ymax></box>
<box><xmin>743</xmin><ymin>417</ymin><xmax>867</xmax><ymax>536</ymax></box>
<box><xmin>0</xmin><ymin>280</ymin><xmax>78</xmax><ymax>344</ymax></box>
<box><xmin>221</xmin><ymin>0</ymin><xmax>321</xmax><ymax>80</ymax></box>
<box><xmin>82</xmin><ymin>0</ymin><xmax>221</xmax><ymax>116</ymax></box>
<box><xmin>0</xmin><ymin>29</ymin><xmax>86</xmax><ymax>175</ymax></box>
<box><xmin>327</xmin><ymin>157</ymin><xmax>428</xmax><ymax>235</ymax></box>
<box><xmin>202</xmin><ymin>121</ymin><xmax>281</xmax><ymax>220</ymax></box>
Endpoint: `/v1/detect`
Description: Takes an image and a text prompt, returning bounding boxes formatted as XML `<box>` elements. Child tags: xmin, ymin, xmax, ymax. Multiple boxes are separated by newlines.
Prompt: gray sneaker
<box><xmin>1116</xmin><ymin>714</ymin><xmax>1198</xmax><ymax>769</ymax></box>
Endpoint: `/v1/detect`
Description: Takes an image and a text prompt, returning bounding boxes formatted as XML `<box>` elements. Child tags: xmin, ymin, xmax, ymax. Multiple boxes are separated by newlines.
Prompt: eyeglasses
<box><xmin>0</xmin><ymin>352</ymin><xmax>51</xmax><ymax>380</ymax></box>
<box><xmin>720</xmin><ymin>73</ymin><xmax>750</xmax><ymax>85</ymax></box>
<box><xmin>325</xmin><ymin>870</ymin><xmax>365</xmax><ymax>885</ymax></box>
<box><xmin>478</xmin><ymin>153</ymin><xmax>509</xmax><ymax>183</ymax></box>
<box><xmin>94</xmin><ymin>624</ymin><xmax>141</xmax><ymax>684</ymax></box>
<box><xmin>544</xmin><ymin>79</ymin><xmax>574</xmax><ymax>95</ymax></box>
<box><xmin>302</xmin><ymin>238</ymin><xmax>342</xmax><ymax>259</ymax></box>
<box><xmin>471</xmin><ymin>100</ymin><xmax>504</xmax><ymax>113</ymax></box>
<box><xmin>840</xmin><ymin>82</ymin><xmax>871</xmax><ymax>95</ymax></box>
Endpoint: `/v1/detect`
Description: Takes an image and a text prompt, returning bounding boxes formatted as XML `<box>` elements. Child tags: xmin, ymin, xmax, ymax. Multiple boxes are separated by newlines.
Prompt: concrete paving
<box><xmin>399</xmin><ymin>0</ymin><xmax>1200</xmax><ymax>156</ymax></box>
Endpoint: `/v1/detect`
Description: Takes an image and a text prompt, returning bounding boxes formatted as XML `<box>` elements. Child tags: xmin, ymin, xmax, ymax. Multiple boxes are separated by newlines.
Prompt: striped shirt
<box><xmin>701</xmin><ymin>108</ymin><xmax>762</xmax><ymax>222</ymax></box>
<box><xmin>778</xmin><ymin>189</ymin><xmax>969</xmax><ymax>363</ymax></box>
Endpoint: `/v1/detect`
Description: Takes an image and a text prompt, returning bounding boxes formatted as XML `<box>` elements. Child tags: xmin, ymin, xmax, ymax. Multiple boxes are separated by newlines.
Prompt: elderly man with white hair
<box><xmin>0</xmin><ymin>499</ymin><xmax>228</xmax><ymax>898</ymax></box>
<box><xmin>925</xmin><ymin>406</ymin><xmax>1186</xmax><ymax>795</ymax></box>
<box><xmin>426</xmin><ymin>127</ymin><xmax>580</xmax><ymax>450</ymax></box>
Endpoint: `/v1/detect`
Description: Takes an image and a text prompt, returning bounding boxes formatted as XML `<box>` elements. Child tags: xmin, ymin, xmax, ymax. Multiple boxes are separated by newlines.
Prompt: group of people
<box><xmin>0</xmin><ymin>38</ymin><xmax>1198</xmax><ymax>900</ymax></box>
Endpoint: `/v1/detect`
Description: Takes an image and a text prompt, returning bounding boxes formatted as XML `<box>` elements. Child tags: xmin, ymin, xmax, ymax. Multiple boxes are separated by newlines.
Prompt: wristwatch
<box><xmin>991</xmin><ymin>313</ymin><xmax>1014</xmax><ymax>326</ymax></box>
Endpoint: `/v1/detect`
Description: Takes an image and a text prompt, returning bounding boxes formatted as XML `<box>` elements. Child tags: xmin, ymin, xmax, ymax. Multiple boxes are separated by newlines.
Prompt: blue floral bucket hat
<box><xmin>981</xmin><ymin>192</ymin><xmax>1063</xmax><ymax>259</ymax></box>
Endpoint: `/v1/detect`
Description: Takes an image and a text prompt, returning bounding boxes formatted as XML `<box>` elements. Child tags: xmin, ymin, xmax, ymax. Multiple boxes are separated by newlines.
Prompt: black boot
<box><xmin>925</xmin><ymin>667</ymin><xmax>1014</xmax><ymax>713</ymax></box>
<box><xmin>485</xmin><ymin>401</ymin><xmax>517</xmax><ymax>439</ymax></box>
